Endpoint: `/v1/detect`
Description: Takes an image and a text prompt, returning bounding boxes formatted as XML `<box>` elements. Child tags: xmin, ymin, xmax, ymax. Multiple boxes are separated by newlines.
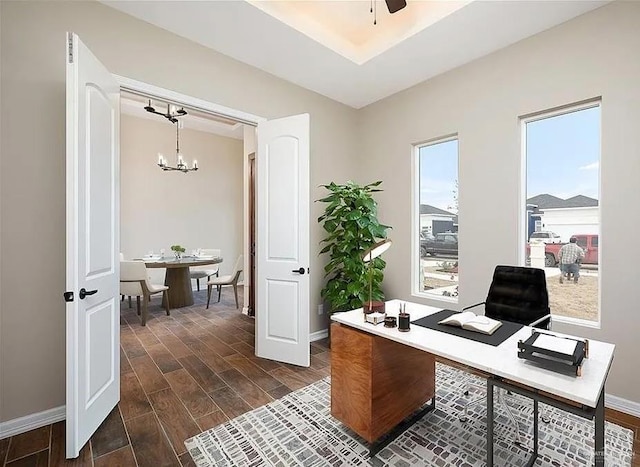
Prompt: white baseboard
<box><xmin>310</xmin><ymin>329</ymin><xmax>328</xmax><ymax>342</ymax></box>
<box><xmin>0</xmin><ymin>406</ymin><xmax>65</xmax><ymax>439</ymax></box>
<box><xmin>606</xmin><ymin>393</ymin><xmax>640</xmax><ymax>418</ymax></box>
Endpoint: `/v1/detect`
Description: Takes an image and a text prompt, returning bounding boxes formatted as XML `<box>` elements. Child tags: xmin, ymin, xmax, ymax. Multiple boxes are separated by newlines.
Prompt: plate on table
<box><xmin>194</xmin><ymin>255</ymin><xmax>215</xmax><ymax>260</ymax></box>
<box><xmin>142</xmin><ymin>255</ymin><xmax>162</xmax><ymax>261</ymax></box>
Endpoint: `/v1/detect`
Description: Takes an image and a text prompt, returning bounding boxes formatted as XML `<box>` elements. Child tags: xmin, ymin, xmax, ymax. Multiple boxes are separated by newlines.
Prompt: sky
<box><xmin>419</xmin><ymin>105</ymin><xmax>600</xmax><ymax>213</ymax></box>
<box><xmin>419</xmin><ymin>139</ymin><xmax>458</xmax><ymax>212</ymax></box>
<box><xmin>526</xmin><ymin>105</ymin><xmax>600</xmax><ymax>200</ymax></box>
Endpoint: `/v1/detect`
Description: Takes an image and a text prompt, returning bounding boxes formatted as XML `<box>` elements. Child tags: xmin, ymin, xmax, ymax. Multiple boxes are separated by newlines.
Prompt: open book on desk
<box><xmin>438</xmin><ymin>311</ymin><xmax>502</xmax><ymax>335</ymax></box>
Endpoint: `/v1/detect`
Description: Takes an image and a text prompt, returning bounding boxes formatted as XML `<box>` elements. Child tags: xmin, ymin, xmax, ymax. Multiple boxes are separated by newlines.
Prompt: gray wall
<box><xmin>0</xmin><ymin>0</ymin><xmax>358</xmax><ymax>422</ymax></box>
<box><xmin>358</xmin><ymin>1</ymin><xmax>640</xmax><ymax>402</ymax></box>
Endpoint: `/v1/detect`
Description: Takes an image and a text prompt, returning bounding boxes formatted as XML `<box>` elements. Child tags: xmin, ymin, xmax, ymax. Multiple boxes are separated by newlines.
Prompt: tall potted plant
<box><xmin>317</xmin><ymin>181</ymin><xmax>390</xmax><ymax>317</ymax></box>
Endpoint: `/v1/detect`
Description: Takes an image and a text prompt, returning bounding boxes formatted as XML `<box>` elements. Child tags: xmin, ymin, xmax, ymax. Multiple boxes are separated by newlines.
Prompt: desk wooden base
<box><xmin>163</xmin><ymin>267</ymin><xmax>194</xmax><ymax>308</ymax></box>
<box><xmin>330</xmin><ymin>323</ymin><xmax>436</xmax><ymax>444</ymax></box>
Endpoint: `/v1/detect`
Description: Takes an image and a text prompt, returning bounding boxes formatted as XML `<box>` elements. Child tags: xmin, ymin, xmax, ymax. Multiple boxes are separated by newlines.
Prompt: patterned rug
<box><xmin>185</xmin><ymin>363</ymin><xmax>633</xmax><ymax>466</ymax></box>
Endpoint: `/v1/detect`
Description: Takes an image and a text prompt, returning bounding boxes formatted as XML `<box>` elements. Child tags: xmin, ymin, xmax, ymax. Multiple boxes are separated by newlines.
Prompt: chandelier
<box><xmin>145</xmin><ymin>99</ymin><xmax>198</xmax><ymax>173</ymax></box>
<box><xmin>157</xmin><ymin>120</ymin><xmax>198</xmax><ymax>173</ymax></box>
<box><xmin>144</xmin><ymin>99</ymin><xmax>187</xmax><ymax>124</ymax></box>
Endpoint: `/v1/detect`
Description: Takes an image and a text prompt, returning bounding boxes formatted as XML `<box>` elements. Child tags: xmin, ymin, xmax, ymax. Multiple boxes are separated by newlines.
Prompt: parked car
<box><xmin>421</xmin><ymin>232</ymin><xmax>458</xmax><ymax>257</ymax></box>
<box><xmin>419</xmin><ymin>232</ymin><xmax>433</xmax><ymax>257</ymax></box>
<box><xmin>529</xmin><ymin>231</ymin><xmax>563</xmax><ymax>244</ymax></box>
<box><xmin>526</xmin><ymin>234</ymin><xmax>598</xmax><ymax>267</ymax></box>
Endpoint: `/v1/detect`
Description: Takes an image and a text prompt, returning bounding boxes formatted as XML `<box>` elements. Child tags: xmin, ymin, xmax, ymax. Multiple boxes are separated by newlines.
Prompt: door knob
<box><xmin>79</xmin><ymin>288</ymin><xmax>98</xmax><ymax>299</ymax></box>
<box><xmin>292</xmin><ymin>267</ymin><xmax>305</xmax><ymax>275</ymax></box>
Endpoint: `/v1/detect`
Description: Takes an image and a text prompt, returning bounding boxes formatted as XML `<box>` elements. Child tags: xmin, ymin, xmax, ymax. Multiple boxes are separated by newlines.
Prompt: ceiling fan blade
<box><xmin>385</xmin><ymin>0</ymin><xmax>406</xmax><ymax>14</ymax></box>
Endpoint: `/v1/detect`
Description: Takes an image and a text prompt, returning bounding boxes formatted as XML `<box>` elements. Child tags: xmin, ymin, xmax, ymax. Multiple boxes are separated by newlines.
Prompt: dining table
<box><xmin>140</xmin><ymin>255</ymin><xmax>223</xmax><ymax>308</ymax></box>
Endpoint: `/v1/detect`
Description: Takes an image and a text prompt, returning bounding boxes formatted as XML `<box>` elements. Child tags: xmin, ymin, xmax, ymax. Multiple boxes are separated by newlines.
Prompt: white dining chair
<box><xmin>120</xmin><ymin>260</ymin><xmax>170</xmax><ymax>326</ymax></box>
<box><xmin>119</xmin><ymin>252</ymin><xmax>134</xmax><ymax>307</ymax></box>
<box><xmin>190</xmin><ymin>248</ymin><xmax>221</xmax><ymax>291</ymax></box>
<box><xmin>207</xmin><ymin>255</ymin><xmax>243</xmax><ymax>309</ymax></box>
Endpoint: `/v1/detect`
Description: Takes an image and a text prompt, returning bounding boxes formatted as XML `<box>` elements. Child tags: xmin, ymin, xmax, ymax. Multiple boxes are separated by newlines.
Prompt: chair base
<box><xmin>129</xmin><ymin>290</ymin><xmax>170</xmax><ymax>326</ymax></box>
<box><xmin>460</xmin><ymin>381</ymin><xmax>552</xmax><ymax>445</ymax></box>
<box><xmin>460</xmin><ymin>383</ymin><xmax>525</xmax><ymax>446</ymax></box>
<box><xmin>206</xmin><ymin>283</ymin><xmax>240</xmax><ymax>309</ymax></box>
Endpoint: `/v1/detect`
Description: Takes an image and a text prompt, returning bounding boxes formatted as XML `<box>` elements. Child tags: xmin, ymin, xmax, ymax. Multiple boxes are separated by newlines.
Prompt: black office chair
<box><xmin>459</xmin><ymin>265</ymin><xmax>552</xmax><ymax>444</ymax></box>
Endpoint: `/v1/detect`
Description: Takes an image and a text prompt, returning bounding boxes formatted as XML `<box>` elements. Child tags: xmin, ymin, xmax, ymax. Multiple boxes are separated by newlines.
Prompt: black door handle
<box><xmin>79</xmin><ymin>288</ymin><xmax>98</xmax><ymax>299</ymax></box>
<box><xmin>292</xmin><ymin>267</ymin><xmax>305</xmax><ymax>275</ymax></box>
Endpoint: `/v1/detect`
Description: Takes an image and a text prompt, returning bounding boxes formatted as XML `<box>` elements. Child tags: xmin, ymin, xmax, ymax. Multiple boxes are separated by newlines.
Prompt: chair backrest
<box><xmin>484</xmin><ymin>265</ymin><xmax>550</xmax><ymax>328</ymax></box>
<box><xmin>232</xmin><ymin>255</ymin><xmax>244</xmax><ymax>279</ymax></box>
<box><xmin>120</xmin><ymin>260</ymin><xmax>150</xmax><ymax>295</ymax></box>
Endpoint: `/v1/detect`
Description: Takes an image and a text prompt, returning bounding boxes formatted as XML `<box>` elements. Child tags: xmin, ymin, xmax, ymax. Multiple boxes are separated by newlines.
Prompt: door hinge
<box><xmin>64</xmin><ymin>291</ymin><xmax>74</xmax><ymax>302</ymax></box>
<box><xmin>67</xmin><ymin>33</ymin><xmax>74</xmax><ymax>64</ymax></box>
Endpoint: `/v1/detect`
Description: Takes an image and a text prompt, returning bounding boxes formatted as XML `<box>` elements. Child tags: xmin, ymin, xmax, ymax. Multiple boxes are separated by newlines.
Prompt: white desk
<box><xmin>331</xmin><ymin>299</ymin><xmax>615</xmax><ymax>466</ymax></box>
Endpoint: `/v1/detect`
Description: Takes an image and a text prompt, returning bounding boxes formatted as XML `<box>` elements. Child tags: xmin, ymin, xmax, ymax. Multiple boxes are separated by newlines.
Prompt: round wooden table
<box><xmin>144</xmin><ymin>256</ymin><xmax>223</xmax><ymax>308</ymax></box>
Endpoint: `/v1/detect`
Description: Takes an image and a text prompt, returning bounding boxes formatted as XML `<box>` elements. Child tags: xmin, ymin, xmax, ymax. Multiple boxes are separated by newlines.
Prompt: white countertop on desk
<box><xmin>331</xmin><ymin>299</ymin><xmax>614</xmax><ymax>408</ymax></box>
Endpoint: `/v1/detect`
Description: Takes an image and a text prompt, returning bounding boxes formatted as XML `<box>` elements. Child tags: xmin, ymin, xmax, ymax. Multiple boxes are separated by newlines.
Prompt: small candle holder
<box><xmin>384</xmin><ymin>316</ymin><xmax>397</xmax><ymax>328</ymax></box>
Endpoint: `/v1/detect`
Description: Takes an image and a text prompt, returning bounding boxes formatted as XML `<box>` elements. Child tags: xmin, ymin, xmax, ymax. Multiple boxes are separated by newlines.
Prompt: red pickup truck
<box><xmin>527</xmin><ymin>234</ymin><xmax>599</xmax><ymax>267</ymax></box>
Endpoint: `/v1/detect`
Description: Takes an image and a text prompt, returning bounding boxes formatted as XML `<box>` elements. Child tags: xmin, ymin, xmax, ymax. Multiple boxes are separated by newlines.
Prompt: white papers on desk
<box><xmin>534</xmin><ymin>334</ymin><xmax>578</xmax><ymax>356</ymax></box>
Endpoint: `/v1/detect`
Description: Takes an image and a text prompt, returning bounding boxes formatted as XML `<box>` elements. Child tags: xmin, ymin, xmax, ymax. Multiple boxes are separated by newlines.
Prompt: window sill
<box><xmin>411</xmin><ymin>291</ymin><xmax>459</xmax><ymax>306</ymax></box>
<box><xmin>551</xmin><ymin>314</ymin><xmax>601</xmax><ymax>330</ymax></box>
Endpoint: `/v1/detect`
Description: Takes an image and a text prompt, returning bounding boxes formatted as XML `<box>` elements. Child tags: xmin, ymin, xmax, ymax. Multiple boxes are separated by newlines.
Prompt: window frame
<box><xmin>519</xmin><ymin>99</ymin><xmax>602</xmax><ymax>328</ymax></box>
<box><xmin>411</xmin><ymin>133</ymin><xmax>459</xmax><ymax>303</ymax></box>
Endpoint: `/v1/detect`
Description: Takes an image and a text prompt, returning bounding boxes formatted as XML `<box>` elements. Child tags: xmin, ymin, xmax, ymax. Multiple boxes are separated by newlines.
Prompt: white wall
<box><xmin>540</xmin><ymin>207</ymin><xmax>599</xmax><ymax>242</ymax></box>
<box><xmin>120</xmin><ymin>114</ymin><xmax>244</xmax><ymax>286</ymax></box>
<box><xmin>0</xmin><ymin>0</ymin><xmax>359</xmax><ymax>423</ymax></box>
<box><xmin>359</xmin><ymin>2</ymin><xmax>640</xmax><ymax>402</ymax></box>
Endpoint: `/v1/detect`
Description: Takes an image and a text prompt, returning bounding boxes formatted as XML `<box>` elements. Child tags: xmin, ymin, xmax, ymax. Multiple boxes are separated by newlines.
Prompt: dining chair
<box><xmin>119</xmin><ymin>252</ymin><xmax>135</xmax><ymax>307</ymax></box>
<box><xmin>120</xmin><ymin>260</ymin><xmax>170</xmax><ymax>326</ymax></box>
<box><xmin>206</xmin><ymin>255</ymin><xmax>243</xmax><ymax>309</ymax></box>
<box><xmin>190</xmin><ymin>248</ymin><xmax>221</xmax><ymax>291</ymax></box>
<box><xmin>459</xmin><ymin>265</ymin><xmax>551</xmax><ymax>445</ymax></box>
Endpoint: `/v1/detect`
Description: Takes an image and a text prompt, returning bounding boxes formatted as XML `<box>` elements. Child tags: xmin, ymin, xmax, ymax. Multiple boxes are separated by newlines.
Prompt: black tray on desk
<box><xmin>517</xmin><ymin>330</ymin><xmax>588</xmax><ymax>377</ymax></box>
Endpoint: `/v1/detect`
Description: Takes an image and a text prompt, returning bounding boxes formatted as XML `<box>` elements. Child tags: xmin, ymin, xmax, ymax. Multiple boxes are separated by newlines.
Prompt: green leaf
<box><xmin>315</xmin><ymin>180</ymin><xmax>390</xmax><ymax>313</ymax></box>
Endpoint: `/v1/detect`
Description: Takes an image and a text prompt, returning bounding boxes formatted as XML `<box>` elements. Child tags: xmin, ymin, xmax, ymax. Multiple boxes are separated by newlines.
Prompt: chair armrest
<box><xmin>462</xmin><ymin>302</ymin><xmax>485</xmax><ymax>311</ymax></box>
<box><xmin>529</xmin><ymin>313</ymin><xmax>552</xmax><ymax>328</ymax></box>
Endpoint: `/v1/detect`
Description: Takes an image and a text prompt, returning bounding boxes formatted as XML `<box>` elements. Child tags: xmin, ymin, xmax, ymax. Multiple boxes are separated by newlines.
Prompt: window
<box><xmin>415</xmin><ymin>136</ymin><xmax>459</xmax><ymax>300</ymax></box>
<box><xmin>523</xmin><ymin>102</ymin><xmax>600</xmax><ymax>323</ymax></box>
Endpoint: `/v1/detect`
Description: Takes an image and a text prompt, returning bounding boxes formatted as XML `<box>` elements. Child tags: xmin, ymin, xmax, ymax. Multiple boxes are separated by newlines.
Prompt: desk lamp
<box><xmin>362</xmin><ymin>238</ymin><xmax>392</xmax><ymax>314</ymax></box>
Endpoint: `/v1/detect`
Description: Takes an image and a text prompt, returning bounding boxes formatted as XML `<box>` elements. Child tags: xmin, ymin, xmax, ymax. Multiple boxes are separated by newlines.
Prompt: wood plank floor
<box><xmin>0</xmin><ymin>289</ymin><xmax>330</xmax><ymax>467</ymax></box>
<box><xmin>1</xmin><ymin>289</ymin><xmax>638</xmax><ymax>466</ymax></box>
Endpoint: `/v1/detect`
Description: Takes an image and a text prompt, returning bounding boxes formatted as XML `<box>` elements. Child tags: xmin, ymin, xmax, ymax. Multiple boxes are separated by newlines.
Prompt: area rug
<box><xmin>185</xmin><ymin>363</ymin><xmax>633</xmax><ymax>466</ymax></box>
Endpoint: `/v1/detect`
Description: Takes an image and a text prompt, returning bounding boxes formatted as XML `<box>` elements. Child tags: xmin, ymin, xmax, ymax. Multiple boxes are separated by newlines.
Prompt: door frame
<box><xmin>114</xmin><ymin>74</ymin><xmax>265</xmax><ymax>316</ymax></box>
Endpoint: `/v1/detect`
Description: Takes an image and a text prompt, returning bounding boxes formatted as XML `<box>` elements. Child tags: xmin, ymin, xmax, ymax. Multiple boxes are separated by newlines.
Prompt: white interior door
<box><xmin>255</xmin><ymin>114</ymin><xmax>310</xmax><ymax>367</ymax></box>
<box><xmin>65</xmin><ymin>32</ymin><xmax>120</xmax><ymax>458</ymax></box>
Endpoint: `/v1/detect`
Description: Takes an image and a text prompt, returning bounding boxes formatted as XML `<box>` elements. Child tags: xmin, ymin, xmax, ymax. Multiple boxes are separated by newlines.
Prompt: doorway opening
<box><xmin>116</xmin><ymin>78</ymin><xmax>261</xmax><ymax>319</ymax></box>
